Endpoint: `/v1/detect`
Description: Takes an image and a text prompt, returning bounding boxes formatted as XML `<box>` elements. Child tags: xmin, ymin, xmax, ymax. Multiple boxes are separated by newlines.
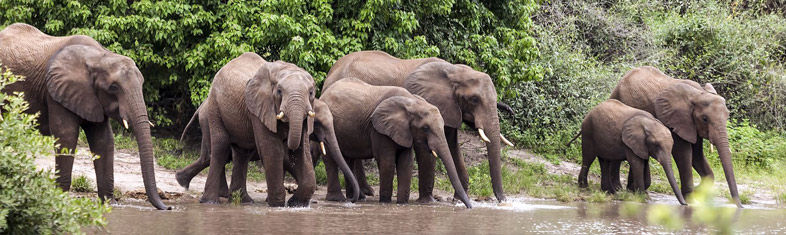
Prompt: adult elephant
<box><xmin>610</xmin><ymin>66</ymin><xmax>741</xmax><ymax>207</ymax></box>
<box><xmin>198</xmin><ymin>52</ymin><xmax>317</xmax><ymax>207</ymax></box>
<box><xmin>323</xmin><ymin>50</ymin><xmax>513</xmax><ymax>202</ymax></box>
<box><xmin>0</xmin><ymin>23</ymin><xmax>168</xmax><ymax>209</ymax></box>
<box><xmin>175</xmin><ymin>99</ymin><xmax>361</xmax><ymax>203</ymax></box>
<box><xmin>320</xmin><ymin>78</ymin><xmax>472</xmax><ymax>208</ymax></box>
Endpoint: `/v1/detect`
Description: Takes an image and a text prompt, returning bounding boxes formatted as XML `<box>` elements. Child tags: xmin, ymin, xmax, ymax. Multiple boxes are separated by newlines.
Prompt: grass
<box><xmin>71</xmin><ymin>175</ymin><xmax>93</xmax><ymax>193</ymax></box>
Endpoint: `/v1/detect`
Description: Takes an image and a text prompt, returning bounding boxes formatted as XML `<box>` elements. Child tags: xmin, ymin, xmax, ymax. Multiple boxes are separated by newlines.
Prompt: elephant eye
<box><xmin>422</xmin><ymin>126</ymin><xmax>430</xmax><ymax>132</ymax></box>
<box><xmin>277</xmin><ymin>88</ymin><xmax>282</xmax><ymax>96</ymax></box>
<box><xmin>108</xmin><ymin>83</ymin><xmax>120</xmax><ymax>92</ymax></box>
<box><xmin>702</xmin><ymin>116</ymin><xmax>709</xmax><ymax>123</ymax></box>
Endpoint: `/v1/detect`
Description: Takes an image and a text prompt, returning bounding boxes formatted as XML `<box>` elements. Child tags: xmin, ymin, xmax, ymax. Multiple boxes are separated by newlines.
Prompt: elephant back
<box><xmin>210</xmin><ymin>52</ymin><xmax>267</xmax><ymax>141</ymax></box>
<box><xmin>323</xmin><ymin>50</ymin><xmax>442</xmax><ymax>91</ymax></box>
<box><xmin>610</xmin><ymin>66</ymin><xmax>676</xmax><ymax>115</ymax></box>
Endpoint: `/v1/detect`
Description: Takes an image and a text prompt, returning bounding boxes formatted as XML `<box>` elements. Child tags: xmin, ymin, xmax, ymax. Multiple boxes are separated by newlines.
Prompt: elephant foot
<box><xmin>361</xmin><ymin>186</ymin><xmax>375</xmax><ymax>196</ymax></box>
<box><xmin>379</xmin><ymin>196</ymin><xmax>392</xmax><ymax>203</ymax></box>
<box><xmin>175</xmin><ymin>171</ymin><xmax>191</xmax><ymax>189</ymax></box>
<box><xmin>325</xmin><ymin>192</ymin><xmax>347</xmax><ymax>202</ymax></box>
<box><xmin>396</xmin><ymin>199</ymin><xmax>409</xmax><ymax>204</ymax></box>
<box><xmin>240</xmin><ymin>193</ymin><xmax>254</xmax><ymax>204</ymax></box>
<box><xmin>346</xmin><ymin>190</ymin><xmax>367</xmax><ymax>201</ymax></box>
<box><xmin>416</xmin><ymin>195</ymin><xmax>435</xmax><ymax>204</ymax></box>
<box><xmin>200</xmin><ymin>196</ymin><xmax>221</xmax><ymax>204</ymax></box>
<box><xmin>287</xmin><ymin>196</ymin><xmax>311</xmax><ymax>207</ymax></box>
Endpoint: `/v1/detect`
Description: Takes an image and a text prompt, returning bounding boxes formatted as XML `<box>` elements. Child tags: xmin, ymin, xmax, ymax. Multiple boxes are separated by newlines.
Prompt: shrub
<box><xmin>71</xmin><ymin>175</ymin><xmax>94</xmax><ymax>193</ymax></box>
<box><xmin>0</xmin><ymin>68</ymin><xmax>109</xmax><ymax>234</ymax></box>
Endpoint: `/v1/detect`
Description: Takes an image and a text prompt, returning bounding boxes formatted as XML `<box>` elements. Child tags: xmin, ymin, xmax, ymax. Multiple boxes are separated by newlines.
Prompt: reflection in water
<box><xmin>89</xmin><ymin>198</ymin><xmax>786</xmax><ymax>234</ymax></box>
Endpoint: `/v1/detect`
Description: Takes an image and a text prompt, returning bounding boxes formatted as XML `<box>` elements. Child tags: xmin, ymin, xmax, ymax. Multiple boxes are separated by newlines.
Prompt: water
<box><xmin>88</xmin><ymin>198</ymin><xmax>786</xmax><ymax>234</ymax></box>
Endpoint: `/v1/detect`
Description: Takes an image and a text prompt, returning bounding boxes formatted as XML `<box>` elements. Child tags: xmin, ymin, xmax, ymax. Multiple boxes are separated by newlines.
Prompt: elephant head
<box><xmin>245</xmin><ymin>61</ymin><xmax>316</xmax><ymax>151</ymax></box>
<box><xmin>310</xmin><ymin>99</ymin><xmax>361</xmax><ymax>202</ymax></box>
<box><xmin>622</xmin><ymin>115</ymin><xmax>687</xmax><ymax>205</ymax></box>
<box><xmin>654</xmin><ymin>82</ymin><xmax>739</xmax><ymax>205</ymax></box>
<box><xmin>46</xmin><ymin>45</ymin><xmax>169</xmax><ymax>210</ymax></box>
<box><xmin>404</xmin><ymin>61</ymin><xmax>509</xmax><ymax>201</ymax></box>
<box><xmin>371</xmin><ymin>96</ymin><xmax>473</xmax><ymax>208</ymax></box>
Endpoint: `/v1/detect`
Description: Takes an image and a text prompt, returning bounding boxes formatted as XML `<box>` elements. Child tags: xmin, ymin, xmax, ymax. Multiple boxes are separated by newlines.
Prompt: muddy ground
<box><xmin>34</xmin><ymin>130</ymin><xmax>777</xmax><ymax>207</ymax></box>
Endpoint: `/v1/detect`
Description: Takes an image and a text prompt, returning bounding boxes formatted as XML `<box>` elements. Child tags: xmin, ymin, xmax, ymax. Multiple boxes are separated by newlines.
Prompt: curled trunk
<box><xmin>712</xmin><ymin>129</ymin><xmax>741</xmax><ymax>207</ymax></box>
<box><xmin>129</xmin><ymin>94</ymin><xmax>169</xmax><ymax>210</ymax></box>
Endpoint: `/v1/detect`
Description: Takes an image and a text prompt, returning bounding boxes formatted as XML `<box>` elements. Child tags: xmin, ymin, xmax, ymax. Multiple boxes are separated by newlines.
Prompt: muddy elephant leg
<box><xmin>229</xmin><ymin>147</ymin><xmax>253</xmax><ymax>203</ymax></box>
<box><xmin>48</xmin><ymin>104</ymin><xmax>81</xmax><ymax>192</ymax></box>
<box><xmin>414</xmin><ymin>143</ymin><xmax>435</xmax><ymax>203</ymax></box>
<box><xmin>692</xmin><ymin>139</ymin><xmax>714</xmax><ymax>183</ymax></box>
<box><xmin>373</xmin><ymin>134</ymin><xmax>398</xmax><ymax>203</ymax></box>
<box><xmin>287</xmin><ymin>143</ymin><xmax>316</xmax><ymax>207</ymax></box>
<box><xmin>325</xmin><ymin>156</ymin><xmax>347</xmax><ymax>202</ymax></box>
<box><xmin>176</xmin><ymin>114</ymin><xmax>212</xmax><ymax>190</ymax></box>
<box><xmin>643</xmin><ymin>161</ymin><xmax>651</xmax><ymax>190</ymax></box>
<box><xmin>201</xmin><ymin>115</ymin><xmax>232</xmax><ymax>204</ymax></box>
<box><xmin>447</xmin><ymin>127</ymin><xmax>469</xmax><ymax>193</ymax></box>
<box><xmin>352</xmin><ymin>160</ymin><xmax>374</xmax><ymax>197</ymax></box>
<box><xmin>626</xmin><ymin>154</ymin><xmax>646</xmax><ymax>193</ymax></box>
<box><xmin>578</xmin><ymin>143</ymin><xmax>595</xmax><ymax>188</ymax></box>
<box><xmin>599</xmin><ymin>159</ymin><xmax>612</xmax><ymax>193</ymax></box>
<box><xmin>396</xmin><ymin>149</ymin><xmax>414</xmax><ymax>204</ymax></box>
<box><xmin>673</xmin><ymin>134</ymin><xmax>695</xmax><ymax>197</ymax></box>
<box><xmin>608</xmin><ymin>160</ymin><xmax>622</xmax><ymax>193</ymax></box>
<box><xmin>83</xmin><ymin>121</ymin><xmax>116</xmax><ymax>202</ymax></box>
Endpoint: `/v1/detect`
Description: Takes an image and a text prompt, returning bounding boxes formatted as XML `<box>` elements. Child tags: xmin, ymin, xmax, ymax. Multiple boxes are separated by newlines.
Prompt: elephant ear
<box><xmin>654</xmin><ymin>83</ymin><xmax>698</xmax><ymax>144</ymax></box>
<box><xmin>703</xmin><ymin>83</ymin><xmax>718</xmax><ymax>94</ymax></box>
<box><xmin>403</xmin><ymin>61</ymin><xmax>462</xmax><ymax>128</ymax></box>
<box><xmin>371</xmin><ymin>96</ymin><xmax>414</xmax><ymax>148</ymax></box>
<box><xmin>622</xmin><ymin>116</ymin><xmax>650</xmax><ymax>159</ymax></box>
<box><xmin>246</xmin><ymin>61</ymin><xmax>287</xmax><ymax>133</ymax></box>
<box><xmin>46</xmin><ymin>45</ymin><xmax>105</xmax><ymax>123</ymax></box>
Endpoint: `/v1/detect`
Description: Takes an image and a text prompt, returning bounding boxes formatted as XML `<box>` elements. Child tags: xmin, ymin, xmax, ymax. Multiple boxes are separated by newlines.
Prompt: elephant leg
<box><xmin>353</xmin><ymin>160</ymin><xmax>374</xmax><ymax>197</ymax></box>
<box><xmin>691</xmin><ymin>139</ymin><xmax>714</xmax><ymax>182</ymax></box>
<box><xmin>578</xmin><ymin>144</ymin><xmax>595</xmax><ymax>188</ymax></box>
<box><xmin>200</xmin><ymin>117</ymin><xmax>231</xmax><ymax>204</ymax></box>
<box><xmin>628</xmin><ymin>161</ymin><xmax>651</xmax><ymax>191</ymax></box>
<box><xmin>229</xmin><ymin>147</ymin><xmax>253</xmax><ymax>203</ymax></box>
<box><xmin>626</xmin><ymin>155</ymin><xmax>646</xmax><ymax>193</ymax></box>
<box><xmin>414</xmin><ymin>143</ymin><xmax>435</xmax><ymax>203</ymax></box>
<box><xmin>599</xmin><ymin>159</ymin><xmax>612</xmax><ymax>193</ymax></box>
<box><xmin>396</xmin><ymin>149</ymin><xmax>414</xmax><ymax>204</ymax></box>
<box><xmin>176</xmin><ymin>117</ymin><xmax>211</xmax><ymax>190</ymax></box>
<box><xmin>447</xmin><ymin>127</ymin><xmax>469</xmax><ymax>193</ymax></box>
<box><xmin>48</xmin><ymin>104</ymin><xmax>81</xmax><ymax>192</ymax></box>
<box><xmin>608</xmin><ymin>161</ymin><xmax>622</xmax><ymax>192</ymax></box>
<box><xmin>373</xmin><ymin>138</ymin><xmax>397</xmax><ymax>203</ymax></box>
<box><xmin>673</xmin><ymin>135</ymin><xmax>695</xmax><ymax>197</ymax></box>
<box><xmin>324</xmin><ymin>156</ymin><xmax>347</xmax><ymax>202</ymax></box>
<box><xmin>83</xmin><ymin>121</ymin><xmax>115</xmax><ymax>202</ymax></box>
<box><xmin>287</xmin><ymin>143</ymin><xmax>316</xmax><ymax>207</ymax></box>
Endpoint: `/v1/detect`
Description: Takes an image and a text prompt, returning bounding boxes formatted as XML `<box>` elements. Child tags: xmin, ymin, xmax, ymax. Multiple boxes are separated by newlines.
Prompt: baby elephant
<box><xmin>577</xmin><ymin>99</ymin><xmax>686</xmax><ymax>205</ymax></box>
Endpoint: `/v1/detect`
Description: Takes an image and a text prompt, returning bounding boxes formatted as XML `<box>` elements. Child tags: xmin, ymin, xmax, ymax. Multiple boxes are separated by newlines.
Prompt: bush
<box><xmin>0</xmin><ymin>68</ymin><xmax>109</xmax><ymax>234</ymax></box>
<box><xmin>71</xmin><ymin>175</ymin><xmax>94</xmax><ymax>193</ymax></box>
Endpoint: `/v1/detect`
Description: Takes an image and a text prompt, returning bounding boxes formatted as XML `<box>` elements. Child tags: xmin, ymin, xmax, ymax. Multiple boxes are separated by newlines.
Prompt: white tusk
<box><xmin>478</xmin><ymin>129</ymin><xmax>490</xmax><ymax>143</ymax></box>
<box><xmin>123</xmin><ymin>119</ymin><xmax>129</xmax><ymax>129</ymax></box>
<box><xmin>432</xmin><ymin>150</ymin><xmax>438</xmax><ymax>158</ymax></box>
<box><xmin>148</xmin><ymin>121</ymin><xmax>155</xmax><ymax>127</ymax></box>
<box><xmin>320</xmin><ymin>141</ymin><xmax>327</xmax><ymax>156</ymax></box>
<box><xmin>500</xmin><ymin>134</ymin><xmax>514</xmax><ymax>147</ymax></box>
<box><xmin>276</xmin><ymin>112</ymin><xmax>285</xmax><ymax>120</ymax></box>
<box><xmin>709</xmin><ymin>144</ymin><xmax>714</xmax><ymax>153</ymax></box>
<box><xmin>308</xmin><ymin>111</ymin><xmax>316</xmax><ymax>117</ymax></box>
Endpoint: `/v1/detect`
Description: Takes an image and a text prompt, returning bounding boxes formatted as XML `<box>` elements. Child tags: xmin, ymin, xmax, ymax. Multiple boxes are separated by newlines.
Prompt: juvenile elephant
<box><xmin>197</xmin><ymin>52</ymin><xmax>317</xmax><ymax>207</ymax></box>
<box><xmin>610</xmin><ymin>66</ymin><xmax>740</xmax><ymax>207</ymax></box>
<box><xmin>175</xmin><ymin>99</ymin><xmax>361</xmax><ymax>203</ymax></box>
<box><xmin>0</xmin><ymin>23</ymin><xmax>168</xmax><ymax>209</ymax></box>
<box><xmin>320</xmin><ymin>78</ymin><xmax>473</xmax><ymax>208</ymax></box>
<box><xmin>323</xmin><ymin>50</ymin><xmax>513</xmax><ymax>202</ymax></box>
<box><xmin>576</xmin><ymin>100</ymin><xmax>686</xmax><ymax>205</ymax></box>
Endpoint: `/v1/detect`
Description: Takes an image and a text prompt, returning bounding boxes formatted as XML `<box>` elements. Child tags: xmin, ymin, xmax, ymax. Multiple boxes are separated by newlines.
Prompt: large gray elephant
<box><xmin>319</xmin><ymin>78</ymin><xmax>472</xmax><ymax>208</ymax></box>
<box><xmin>175</xmin><ymin>99</ymin><xmax>361</xmax><ymax>203</ymax></box>
<box><xmin>323</xmin><ymin>50</ymin><xmax>512</xmax><ymax>202</ymax></box>
<box><xmin>610</xmin><ymin>66</ymin><xmax>740</xmax><ymax>207</ymax></box>
<box><xmin>576</xmin><ymin>99</ymin><xmax>686</xmax><ymax>205</ymax></box>
<box><xmin>197</xmin><ymin>52</ymin><xmax>317</xmax><ymax>207</ymax></box>
<box><xmin>0</xmin><ymin>23</ymin><xmax>168</xmax><ymax>209</ymax></box>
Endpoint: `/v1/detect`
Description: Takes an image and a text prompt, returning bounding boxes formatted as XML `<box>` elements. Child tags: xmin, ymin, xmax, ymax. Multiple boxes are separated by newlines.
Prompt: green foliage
<box><xmin>0</xmin><ymin>68</ymin><xmax>109</xmax><ymax>234</ymax></box>
<box><xmin>0</xmin><ymin>0</ymin><xmax>543</xmax><ymax>129</ymax></box>
<box><xmin>720</xmin><ymin>120</ymin><xmax>786</xmax><ymax>168</ymax></box>
<box><xmin>71</xmin><ymin>175</ymin><xmax>94</xmax><ymax>193</ymax></box>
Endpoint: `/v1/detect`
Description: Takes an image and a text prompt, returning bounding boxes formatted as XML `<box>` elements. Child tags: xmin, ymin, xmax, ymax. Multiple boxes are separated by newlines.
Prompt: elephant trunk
<box><xmin>481</xmin><ymin>116</ymin><xmax>505</xmax><ymax>202</ymax></box>
<box><xmin>436</xmin><ymin>144</ymin><xmax>473</xmax><ymax>208</ymax></box>
<box><xmin>659</xmin><ymin>156</ymin><xmax>686</xmax><ymax>205</ymax></box>
<box><xmin>711</xmin><ymin>128</ymin><xmax>741</xmax><ymax>207</ymax></box>
<box><xmin>286</xmin><ymin>104</ymin><xmax>306</xmax><ymax>150</ymax></box>
<box><xmin>128</xmin><ymin>93</ymin><xmax>170</xmax><ymax>210</ymax></box>
<box><xmin>326</xmin><ymin>133</ymin><xmax>360</xmax><ymax>202</ymax></box>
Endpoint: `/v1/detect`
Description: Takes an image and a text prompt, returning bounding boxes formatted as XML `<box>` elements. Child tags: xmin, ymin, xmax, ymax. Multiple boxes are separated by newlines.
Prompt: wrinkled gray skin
<box><xmin>175</xmin><ymin>99</ymin><xmax>361</xmax><ymax>203</ymax></box>
<box><xmin>577</xmin><ymin>100</ymin><xmax>686</xmax><ymax>205</ymax></box>
<box><xmin>197</xmin><ymin>52</ymin><xmax>317</xmax><ymax>207</ymax></box>
<box><xmin>0</xmin><ymin>23</ymin><xmax>168</xmax><ymax>209</ymax></box>
<box><xmin>323</xmin><ymin>50</ymin><xmax>508</xmax><ymax>202</ymax></box>
<box><xmin>320</xmin><ymin>78</ymin><xmax>472</xmax><ymax>208</ymax></box>
<box><xmin>610</xmin><ymin>66</ymin><xmax>740</xmax><ymax>207</ymax></box>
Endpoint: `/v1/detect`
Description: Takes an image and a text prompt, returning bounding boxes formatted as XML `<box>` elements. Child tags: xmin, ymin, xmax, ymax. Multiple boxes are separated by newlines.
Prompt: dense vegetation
<box><xmin>0</xmin><ymin>69</ymin><xmax>109</xmax><ymax>234</ymax></box>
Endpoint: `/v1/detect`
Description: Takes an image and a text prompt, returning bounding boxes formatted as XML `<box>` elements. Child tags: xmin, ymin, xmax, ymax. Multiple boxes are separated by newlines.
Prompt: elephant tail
<box><xmin>497</xmin><ymin>102</ymin><xmax>514</xmax><ymax>116</ymax></box>
<box><xmin>179</xmin><ymin>104</ymin><xmax>202</xmax><ymax>143</ymax></box>
<box><xmin>565</xmin><ymin>131</ymin><xmax>581</xmax><ymax>148</ymax></box>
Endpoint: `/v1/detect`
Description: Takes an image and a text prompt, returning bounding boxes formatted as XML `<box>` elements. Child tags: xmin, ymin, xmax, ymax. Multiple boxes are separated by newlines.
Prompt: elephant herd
<box><xmin>0</xmin><ymin>23</ymin><xmax>740</xmax><ymax>210</ymax></box>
